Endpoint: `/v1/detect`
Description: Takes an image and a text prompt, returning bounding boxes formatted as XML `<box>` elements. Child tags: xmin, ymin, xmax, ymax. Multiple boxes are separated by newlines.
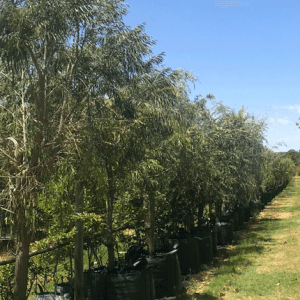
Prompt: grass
<box><xmin>184</xmin><ymin>177</ymin><xmax>300</xmax><ymax>300</ymax></box>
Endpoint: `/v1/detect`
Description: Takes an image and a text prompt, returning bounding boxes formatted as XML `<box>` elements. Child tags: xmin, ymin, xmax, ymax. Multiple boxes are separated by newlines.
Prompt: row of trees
<box><xmin>0</xmin><ymin>0</ymin><xmax>296</xmax><ymax>299</ymax></box>
<box><xmin>282</xmin><ymin>149</ymin><xmax>300</xmax><ymax>167</ymax></box>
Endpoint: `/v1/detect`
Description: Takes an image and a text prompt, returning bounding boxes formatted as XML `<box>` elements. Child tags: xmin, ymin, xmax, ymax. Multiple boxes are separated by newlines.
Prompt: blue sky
<box><xmin>123</xmin><ymin>0</ymin><xmax>300</xmax><ymax>152</ymax></box>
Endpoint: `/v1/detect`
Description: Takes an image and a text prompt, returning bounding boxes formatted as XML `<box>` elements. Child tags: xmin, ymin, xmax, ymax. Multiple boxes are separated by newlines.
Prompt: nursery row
<box><xmin>0</xmin><ymin>0</ymin><xmax>297</xmax><ymax>298</ymax></box>
<box><xmin>35</xmin><ymin>180</ymin><xmax>288</xmax><ymax>300</ymax></box>
<box><xmin>0</xmin><ymin>98</ymin><xmax>296</xmax><ymax>300</ymax></box>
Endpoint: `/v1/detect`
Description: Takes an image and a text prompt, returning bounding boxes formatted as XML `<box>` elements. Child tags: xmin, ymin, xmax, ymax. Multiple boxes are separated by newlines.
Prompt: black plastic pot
<box><xmin>250</xmin><ymin>201</ymin><xmax>263</xmax><ymax>215</ymax></box>
<box><xmin>190</xmin><ymin>226</ymin><xmax>214</xmax><ymax>263</ymax></box>
<box><xmin>237</xmin><ymin>206</ymin><xmax>245</xmax><ymax>226</ymax></box>
<box><xmin>216</xmin><ymin>222</ymin><xmax>227</xmax><ymax>245</ymax></box>
<box><xmin>261</xmin><ymin>192</ymin><xmax>269</xmax><ymax>204</ymax></box>
<box><xmin>211</xmin><ymin>226</ymin><xmax>218</xmax><ymax>255</ymax></box>
<box><xmin>227</xmin><ymin>219</ymin><xmax>234</xmax><ymax>243</ymax></box>
<box><xmin>84</xmin><ymin>267</ymin><xmax>107</xmax><ymax>300</ymax></box>
<box><xmin>106</xmin><ymin>267</ymin><xmax>155</xmax><ymax>300</ymax></box>
<box><xmin>195</xmin><ymin>235</ymin><xmax>213</xmax><ymax>264</ymax></box>
<box><xmin>216</xmin><ymin>221</ymin><xmax>234</xmax><ymax>245</ymax></box>
<box><xmin>146</xmin><ymin>250</ymin><xmax>181</xmax><ymax>299</ymax></box>
<box><xmin>244</xmin><ymin>206</ymin><xmax>252</xmax><ymax>222</ymax></box>
<box><xmin>35</xmin><ymin>293</ymin><xmax>56</xmax><ymax>300</ymax></box>
<box><xmin>35</xmin><ymin>284</ymin><xmax>59</xmax><ymax>300</ymax></box>
<box><xmin>220</xmin><ymin>212</ymin><xmax>231</xmax><ymax>223</ymax></box>
<box><xmin>168</xmin><ymin>238</ymin><xmax>201</xmax><ymax>274</ymax></box>
<box><xmin>232</xmin><ymin>210</ymin><xmax>239</xmax><ymax>231</ymax></box>
<box><xmin>55</xmin><ymin>282</ymin><xmax>73</xmax><ymax>300</ymax></box>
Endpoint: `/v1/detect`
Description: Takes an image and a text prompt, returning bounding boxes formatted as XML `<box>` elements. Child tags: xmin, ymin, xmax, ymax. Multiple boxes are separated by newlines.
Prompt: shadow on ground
<box><xmin>181</xmin><ymin>212</ymin><xmax>292</xmax><ymax>298</ymax></box>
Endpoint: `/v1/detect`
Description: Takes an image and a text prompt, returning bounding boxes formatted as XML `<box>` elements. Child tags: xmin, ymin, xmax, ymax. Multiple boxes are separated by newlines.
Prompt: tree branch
<box><xmin>0</xmin><ymin>221</ymin><xmax>134</xmax><ymax>266</ymax></box>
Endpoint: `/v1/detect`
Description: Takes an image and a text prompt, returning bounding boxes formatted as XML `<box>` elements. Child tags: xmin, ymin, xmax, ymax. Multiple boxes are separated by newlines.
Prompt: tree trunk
<box><xmin>209</xmin><ymin>202</ymin><xmax>216</xmax><ymax>225</ymax></box>
<box><xmin>13</xmin><ymin>67</ymin><xmax>46</xmax><ymax>300</ymax></box>
<box><xmin>186</xmin><ymin>202</ymin><xmax>194</xmax><ymax>232</ymax></box>
<box><xmin>74</xmin><ymin>181</ymin><xmax>84</xmax><ymax>300</ymax></box>
<box><xmin>197</xmin><ymin>201</ymin><xmax>204</xmax><ymax>225</ymax></box>
<box><xmin>215</xmin><ymin>200</ymin><xmax>222</xmax><ymax>223</ymax></box>
<box><xmin>14</xmin><ymin>230</ymin><xmax>31</xmax><ymax>300</ymax></box>
<box><xmin>13</xmin><ymin>174</ymin><xmax>32</xmax><ymax>300</ymax></box>
<box><xmin>144</xmin><ymin>192</ymin><xmax>155</xmax><ymax>255</ymax></box>
<box><xmin>106</xmin><ymin>163</ymin><xmax>115</xmax><ymax>270</ymax></box>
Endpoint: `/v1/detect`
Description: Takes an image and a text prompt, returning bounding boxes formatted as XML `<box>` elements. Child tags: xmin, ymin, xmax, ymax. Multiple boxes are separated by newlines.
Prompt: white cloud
<box><xmin>268</xmin><ymin>117</ymin><xmax>275</xmax><ymax>123</ymax></box>
<box><xmin>277</xmin><ymin>118</ymin><xmax>292</xmax><ymax>125</ymax></box>
<box><xmin>268</xmin><ymin>117</ymin><xmax>292</xmax><ymax>125</ymax></box>
<box><xmin>285</xmin><ymin>105</ymin><xmax>300</xmax><ymax>114</ymax></box>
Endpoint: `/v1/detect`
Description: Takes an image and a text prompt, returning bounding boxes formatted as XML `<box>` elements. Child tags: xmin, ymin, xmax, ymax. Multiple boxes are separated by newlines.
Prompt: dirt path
<box><xmin>186</xmin><ymin>176</ymin><xmax>300</xmax><ymax>300</ymax></box>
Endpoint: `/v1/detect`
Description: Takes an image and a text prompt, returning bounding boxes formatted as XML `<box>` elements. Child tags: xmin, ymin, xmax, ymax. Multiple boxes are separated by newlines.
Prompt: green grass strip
<box><xmin>184</xmin><ymin>177</ymin><xmax>300</xmax><ymax>300</ymax></box>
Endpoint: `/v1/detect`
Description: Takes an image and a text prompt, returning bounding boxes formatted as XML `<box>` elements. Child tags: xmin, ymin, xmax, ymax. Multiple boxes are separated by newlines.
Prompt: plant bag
<box><xmin>230</xmin><ymin>210</ymin><xmax>239</xmax><ymax>231</ymax></box>
<box><xmin>244</xmin><ymin>205</ymin><xmax>251</xmax><ymax>222</ymax></box>
<box><xmin>191</xmin><ymin>226</ymin><xmax>214</xmax><ymax>263</ymax></box>
<box><xmin>211</xmin><ymin>226</ymin><xmax>218</xmax><ymax>255</ymax></box>
<box><xmin>227</xmin><ymin>219</ymin><xmax>234</xmax><ymax>243</ymax></box>
<box><xmin>35</xmin><ymin>284</ymin><xmax>60</xmax><ymax>300</ymax></box>
<box><xmin>168</xmin><ymin>238</ymin><xmax>201</xmax><ymax>274</ymax></box>
<box><xmin>146</xmin><ymin>250</ymin><xmax>181</xmax><ymax>299</ymax></box>
<box><xmin>35</xmin><ymin>294</ymin><xmax>72</xmax><ymax>300</ymax></box>
<box><xmin>55</xmin><ymin>282</ymin><xmax>73</xmax><ymax>300</ymax></box>
<box><xmin>106</xmin><ymin>267</ymin><xmax>155</xmax><ymax>300</ymax></box>
<box><xmin>195</xmin><ymin>235</ymin><xmax>213</xmax><ymax>264</ymax></box>
<box><xmin>250</xmin><ymin>201</ymin><xmax>263</xmax><ymax>215</ymax></box>
<box><xmin>35</xmin><ymin>293</ymin><xmax>56</xmax><ymax>300</ymax></box>
<box><xmin>84</xmin><ymin>267</ymin><xmax>107</xmax><ymax>300</ymax></box>
<box><xmin>216</xmin><ymin>222</ymin><xmax>234</xmax><ymax>245</ymax></box>
<box><xmin>216</xmin><ymin>222</ymin><xmax>227</xmax><ymax>245</ymax></box>
<box><xmin>236</xmin><ymin>206</ymin><xmax>245</xmax><ymax>227</ymax></box>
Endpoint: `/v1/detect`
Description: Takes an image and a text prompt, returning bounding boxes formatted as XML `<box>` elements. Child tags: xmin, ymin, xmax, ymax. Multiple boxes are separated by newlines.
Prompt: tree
<box><xmin>161</xmin><ymin>98</ymin><xmax>267</xmax><ymax>229</ymax></box>
<box><xmin>87</xmin><ymin>60</ymin><xmax>194</xmax><ymax>262</ymax></box>
<box><xmin>286</xmin><ymin>149</ymin><xmax>300</xmax><ymax>166</ymax></box>
<box><xmin>0</xmin><ymin>1</ymin><xmax>127</xmax><ymax>298</ymax></box>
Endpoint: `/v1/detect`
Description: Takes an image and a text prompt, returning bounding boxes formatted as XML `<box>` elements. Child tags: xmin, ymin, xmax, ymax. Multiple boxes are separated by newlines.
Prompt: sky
<box><xmin>123</xmin><ymin>0</ymin><xmax>300</xmax><ymax>152</ymax></box>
